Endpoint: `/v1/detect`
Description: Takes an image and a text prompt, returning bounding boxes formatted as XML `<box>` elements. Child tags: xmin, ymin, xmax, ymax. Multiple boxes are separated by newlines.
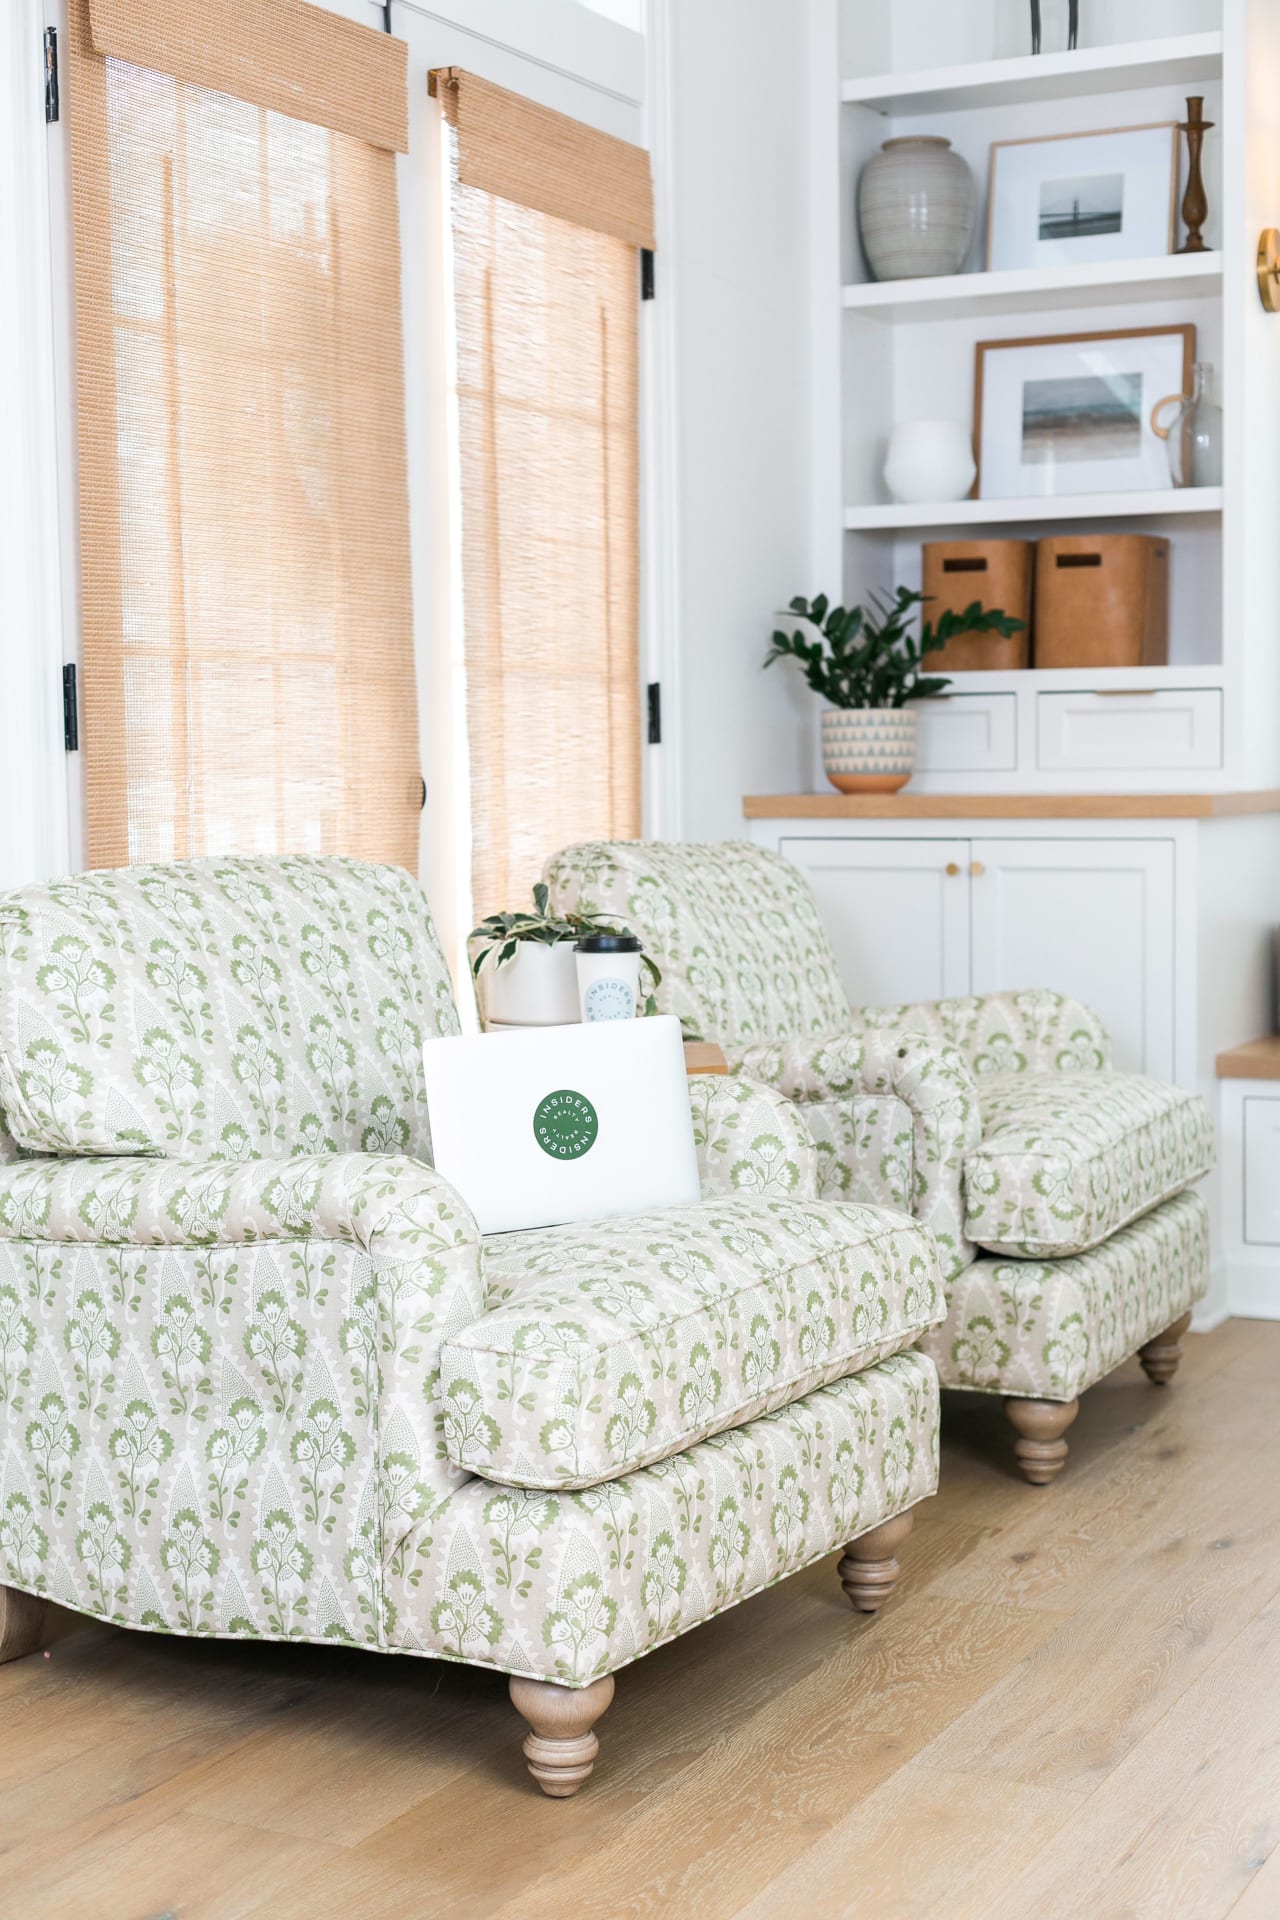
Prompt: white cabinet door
<box><xmin>779</xmin><ymin>837</ymin><xmax>970</xmax><ymax>1008</ymax></box>
<box><xmin>969</xmin><ymin>837</ymin><xmax>1175</xmax><ymax>1079</ymax></box>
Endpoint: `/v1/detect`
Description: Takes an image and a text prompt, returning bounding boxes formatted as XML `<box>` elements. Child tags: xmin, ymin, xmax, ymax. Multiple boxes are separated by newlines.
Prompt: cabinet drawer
<box><xmin>1245</xmin><ymin>1098</ymin><xmax>1280</xmax><ymax>1245</ymax></box>
<box><xmin>1036</xmin><ymin>690</ymin><xmax>1223</xmax><ymax>773</ymax></box>
<box><xmin>915</xmin><ymin>694</ymin><xmax>1016</xmax><ymax>774</ymax></box>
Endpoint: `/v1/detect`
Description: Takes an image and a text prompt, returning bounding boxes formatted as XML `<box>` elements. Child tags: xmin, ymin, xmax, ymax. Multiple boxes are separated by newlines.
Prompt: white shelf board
<box><xmin>842</xmin><ymin>253</ymin><xmax>1223</xmax><ymax>323</ymax></box>
<box><xmin>841</xmin><ymin>32</ymin><xmax>1223</xmax><ymax>117</ymax></box>
<box><xmin>931</xmin><ymin>663</ymin><xmax>1225</xmax><ymax>694</ymax></box>
<box><xmin>843</xmin><ymin>489</ymin><xmax>1223</xmax><ymax>532</ymax></box>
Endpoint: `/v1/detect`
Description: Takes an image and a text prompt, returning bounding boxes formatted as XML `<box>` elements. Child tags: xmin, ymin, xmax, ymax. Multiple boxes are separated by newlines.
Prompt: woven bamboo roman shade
<box><xmin>436</xmin><ymin>70</ymin><xmax>650</xmax><ymax>918</ymax></box>
<box><xmin>68</xmin><ymin>0</ymin><xmax>419</xmax><ymax>870</ymax></box>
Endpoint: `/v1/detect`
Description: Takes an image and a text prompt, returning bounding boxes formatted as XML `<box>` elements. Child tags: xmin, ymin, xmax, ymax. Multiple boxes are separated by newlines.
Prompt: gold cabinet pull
<box><xmin>970</xmin><ymin>860</ymin><xmax>986</xmax><ymax>877</ymax></box>
<box><xmin>945</xmin><ymin>862</ymin><xmax>960</xmax><ymax>877</ymax></box>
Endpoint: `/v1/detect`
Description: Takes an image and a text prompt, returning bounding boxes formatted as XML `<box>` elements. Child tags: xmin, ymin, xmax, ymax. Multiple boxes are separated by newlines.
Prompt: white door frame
<box><xmin>0</xmin><ymin>0</ymin><xmax>72</xmax><ymax>887</ymax></box>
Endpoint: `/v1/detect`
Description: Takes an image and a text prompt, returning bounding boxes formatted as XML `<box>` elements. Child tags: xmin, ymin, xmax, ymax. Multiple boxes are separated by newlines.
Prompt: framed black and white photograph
<box><xmin>974</xmin><ymin>325</ymin><xmax>1195</xmax><ymax>499</ymax></box>
<box><xmin>986</xmin><ymin>124</ymin><xmax>1180</xmax><ymax>271</ymax></box>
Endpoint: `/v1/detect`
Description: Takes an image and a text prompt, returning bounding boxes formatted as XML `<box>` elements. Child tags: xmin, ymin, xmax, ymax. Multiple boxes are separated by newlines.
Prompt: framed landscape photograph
<box><xmin>987</xmin><ymin>124</ymin><xmax>1180</xmax><ymax>271</ymax></box>
<box><xmin>974</xmin><ymin>325</ymin><xmax>1195</xmax><ymax>500</ymax></box>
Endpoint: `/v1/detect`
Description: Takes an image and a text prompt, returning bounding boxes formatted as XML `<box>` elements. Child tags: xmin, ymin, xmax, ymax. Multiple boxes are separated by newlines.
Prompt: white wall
<box><xmin>663</xmin><ymin>0</ymin><xmax>817</xmax><ymax>842</ymax></box>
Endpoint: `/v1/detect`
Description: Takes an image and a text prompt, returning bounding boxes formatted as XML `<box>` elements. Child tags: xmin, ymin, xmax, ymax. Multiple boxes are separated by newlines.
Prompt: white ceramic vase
<box><xmin>884</xmin><ymin>420</ymin><xmax>976</xmax><ymax>505</ymax></box>
<box><xmin>821</xmin><ymin>708</ymin><xmax>919</xmax><ymax>794</ymax></box>
<box><xmin>478</xmin><ymin>941</ymin><xmax>580</xmax><ymax>1028</ymax></box>
<box><xmin>857</xmin><ymin>137</ymin><xmax>976</xmax><ymax>282</ymax></box>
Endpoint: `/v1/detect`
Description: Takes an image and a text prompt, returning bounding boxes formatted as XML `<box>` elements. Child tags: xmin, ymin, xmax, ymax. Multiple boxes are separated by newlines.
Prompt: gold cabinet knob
<box><xmin>970</xmin><ymin>861</ymin><xmax>986</xmax><ymax>877</ymax></box>
<box><xmin>945</xmin><ymin>862</ymin><xmax>960</xmax><ymax>876</ymax></box>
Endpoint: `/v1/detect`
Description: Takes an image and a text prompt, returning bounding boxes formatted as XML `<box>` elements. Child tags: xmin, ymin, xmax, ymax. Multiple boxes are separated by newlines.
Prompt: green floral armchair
<box><xmin>0</xmin><ymin>856</ymin><xmax>943</xmax><ymax>1795</ymax></box>
<box><xmin>546</xmin><ymin>840</ymin><xmax>1213</xmax><ymax>1485</ymax></box>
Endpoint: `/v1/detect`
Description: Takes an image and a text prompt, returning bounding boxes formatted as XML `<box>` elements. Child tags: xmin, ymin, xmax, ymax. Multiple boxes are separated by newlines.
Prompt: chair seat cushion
<box><xmin>963</xmin><ymin>1071</ymin><xmax>1213</xmax><ymax>1258</ymax></box>
<box><xmin>919</xmin><ymin>1188</ymin><xmax>1209</xmax><ymax>1400</ymax></box>
<box><xmin>439</xmin><ymin>1196</ymin><xmax>944</xmax><ymax>1490</ymax></box>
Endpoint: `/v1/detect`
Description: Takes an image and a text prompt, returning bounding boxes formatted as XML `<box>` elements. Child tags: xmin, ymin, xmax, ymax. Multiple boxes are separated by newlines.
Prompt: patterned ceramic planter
<box><xmin>857</xmin><ymin>136</ymin><xmax>976</xmax><ymax>281</ymax></box>
<box><xmin>821</xmin><ymin>708</ymin><xmax>919</xmax><ymax>794</ymax></box>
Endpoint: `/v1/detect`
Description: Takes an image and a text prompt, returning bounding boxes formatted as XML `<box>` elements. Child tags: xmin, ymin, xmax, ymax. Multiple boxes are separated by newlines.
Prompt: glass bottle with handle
<box><xmin>1151</xmin><ymin>362</ymin><xmax>1223</xmax><ymax>489</ymax></box>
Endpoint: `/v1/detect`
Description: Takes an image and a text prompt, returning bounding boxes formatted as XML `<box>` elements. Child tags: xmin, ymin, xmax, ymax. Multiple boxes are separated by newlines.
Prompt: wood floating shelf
<box><xmin>840</xmin><ymin>31</ymin><xmax>1223</xmax><ymax>117</ymax></box>
<box><xmin>842</xmin><ymin>253</ymin><xmax>1223</xmax><ymax>324</ymax></box>
<box><xmin>842</xmin><ymin>488</ymin><xmax>1223</xmax><ymax>533</ymax></box>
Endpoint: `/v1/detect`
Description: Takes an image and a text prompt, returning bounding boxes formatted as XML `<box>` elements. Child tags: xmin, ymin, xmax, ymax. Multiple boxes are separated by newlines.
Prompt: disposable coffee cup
<box><xmin>575</xmin><ymin>932</ymin><xmax>642</xmax><ymax>1022</ymax></box>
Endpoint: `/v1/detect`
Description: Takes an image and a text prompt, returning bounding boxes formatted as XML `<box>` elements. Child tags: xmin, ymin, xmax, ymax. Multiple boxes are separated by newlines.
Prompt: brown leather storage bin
<box><xmin>1034</xmin><ymin>534</ymin><xmax>1169</xmax><ymax>669</ymax></box>
<box><xmin>921</xmin><ymin>540</ymin><xmax>1032</xmax><ymax>670</ymax></box>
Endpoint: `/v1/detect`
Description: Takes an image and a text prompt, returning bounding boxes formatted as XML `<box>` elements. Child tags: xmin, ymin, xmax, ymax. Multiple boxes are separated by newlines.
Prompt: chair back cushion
<box><xmin>545</xmin><ymin>841</ymin><xmax>849</xmax><ymax>1045</ymax></box>
<box><xmin>0</xmin><ymin>856</ymin><xmax>458</xmax><ymax>1160</ymax></box>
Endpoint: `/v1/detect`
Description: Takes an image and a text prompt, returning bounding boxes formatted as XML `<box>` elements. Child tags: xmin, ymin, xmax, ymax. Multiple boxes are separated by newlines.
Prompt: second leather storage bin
<box><xmin>921</xmin><ymin>539</ymin><xmax>1032</xmax><ymax>671</ymax></box>
<box><xmin>1034</xmin><ymin>534</ymin><xmax>1169</xmax><ymax>669</ymax></box>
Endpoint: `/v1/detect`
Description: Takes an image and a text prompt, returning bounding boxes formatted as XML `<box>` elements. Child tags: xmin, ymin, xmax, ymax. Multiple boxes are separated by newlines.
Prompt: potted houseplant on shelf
<box><xmin>765</xmin><ymin>588</ymin><xmax>1025</xmax><ymax>793</ymax></box>
<box><xmin>469</xmin><ymin>884</ymin><xmax>659</xmax><ymax>1028</ymax></box>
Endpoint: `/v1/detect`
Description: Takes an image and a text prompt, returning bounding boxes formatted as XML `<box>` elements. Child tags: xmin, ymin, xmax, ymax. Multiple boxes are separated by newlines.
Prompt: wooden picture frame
<box><xmin>986</xmin><ymin>122</ymin><xmax>1181</xmax><ymax>272</ymax></box>
<box><xmin>972</xmin><ymin>323</ymin><xmax>1195</xmax><ymax>499</ymax></box>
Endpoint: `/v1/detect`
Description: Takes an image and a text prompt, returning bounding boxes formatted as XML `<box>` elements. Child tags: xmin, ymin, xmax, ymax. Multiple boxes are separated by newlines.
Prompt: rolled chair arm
<box><xmin>726</xmin><ymin>1029</ymin><xmax>981</xmax><ymax>1280</ymax></box>
<box><xmin>0</xmin><ymin>1150</ymin><xmax>486</xmax><ymax>1511</ymax></box>
<box><xmin>688</xmin><ymin>1073</ymin><xmax>819</xmax><ymax>1202</ymax></box>
<box><xmin>0</xmin><ymin>1149</ymin><xmax>481</xmax><ymax>1259</ymax></box>
<box><xmin>844</xmin><ymin>990</ymin><xmax>1111</xmax><ymax>1077</ymax></box>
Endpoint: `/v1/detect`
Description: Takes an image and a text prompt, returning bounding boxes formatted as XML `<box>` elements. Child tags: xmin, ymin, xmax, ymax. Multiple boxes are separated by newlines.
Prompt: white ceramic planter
<box><xmin>478</xmin><ymin>940</ymin><xmax>580</xmax><ymax>1028</ymax></box>
<box><xmin>857</xmin><ymin>137</ymin><xmax>976</xmax><ymax>282</ymax></box>
<box><xmin>821</xmin><ymin>708</ymin><xmax>919</xmax><ymax>794</ymax></box>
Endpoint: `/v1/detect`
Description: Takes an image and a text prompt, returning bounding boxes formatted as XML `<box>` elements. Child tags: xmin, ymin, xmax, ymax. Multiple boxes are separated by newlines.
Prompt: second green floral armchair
<box><xmin>545</xmin><ymin>839</ymin><xmax>1214</xmax><ymax>1485</ymax></box>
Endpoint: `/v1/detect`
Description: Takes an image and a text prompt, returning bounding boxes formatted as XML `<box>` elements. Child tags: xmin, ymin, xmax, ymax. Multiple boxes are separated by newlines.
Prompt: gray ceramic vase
<box><xmin>857</xmin><ymin>136</ymin><xmax>976</xmax><ymax>282</ymax></box>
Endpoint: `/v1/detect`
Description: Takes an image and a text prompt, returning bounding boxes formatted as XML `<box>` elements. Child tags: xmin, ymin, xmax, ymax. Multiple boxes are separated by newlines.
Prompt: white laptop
<box><xmin>422</xmin><ymin>1015</ymin><xmax>701</xmax><ymax>1235</ymax></box>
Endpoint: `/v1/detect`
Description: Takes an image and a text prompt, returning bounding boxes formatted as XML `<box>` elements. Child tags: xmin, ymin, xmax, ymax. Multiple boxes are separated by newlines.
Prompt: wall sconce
<box><xmin>1259</xmin><ymin>230</ymin><xmax>1280</xmax><ymax>312</ymax></box>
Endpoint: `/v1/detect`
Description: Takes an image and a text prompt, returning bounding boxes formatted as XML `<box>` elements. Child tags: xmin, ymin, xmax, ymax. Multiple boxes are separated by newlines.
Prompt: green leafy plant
<box><xmin>764</xmin><ymin>588</ymin><xmax>1025</xmax><ymax>709</ymax></box>
<box><xmin>469</xmin><ymin>884</ymin><xmax>660</xmax><ymax>1013</ymax></box>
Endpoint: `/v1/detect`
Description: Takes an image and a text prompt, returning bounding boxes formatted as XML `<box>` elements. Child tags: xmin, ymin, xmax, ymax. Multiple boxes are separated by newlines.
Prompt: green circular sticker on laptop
<box><xmin>532</xmin><ymin>1088</ymin><xmax>599</xmax><ymax>1161</ymax></box>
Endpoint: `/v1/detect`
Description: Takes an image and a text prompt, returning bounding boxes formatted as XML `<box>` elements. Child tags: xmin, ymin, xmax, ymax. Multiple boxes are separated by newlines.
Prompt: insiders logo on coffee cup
<box><xmin>574</xmin><ymin>932</ymin><xmax>641</xmax><ymax>1022</ymax></box>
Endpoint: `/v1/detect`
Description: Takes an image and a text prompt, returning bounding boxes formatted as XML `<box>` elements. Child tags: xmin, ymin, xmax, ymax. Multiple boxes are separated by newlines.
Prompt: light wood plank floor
<box><xmin>4</xmin><ymin>1318</ymin><xmax>1279</xmax><ymax>1920</ymax></box>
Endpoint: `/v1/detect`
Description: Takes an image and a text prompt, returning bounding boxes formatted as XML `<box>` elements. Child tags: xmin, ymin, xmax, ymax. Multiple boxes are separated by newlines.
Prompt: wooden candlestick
<box><xmin>1177</xmin><ymin>96</ymin><xmax>1213</xmax><ymax>255</ymax></box>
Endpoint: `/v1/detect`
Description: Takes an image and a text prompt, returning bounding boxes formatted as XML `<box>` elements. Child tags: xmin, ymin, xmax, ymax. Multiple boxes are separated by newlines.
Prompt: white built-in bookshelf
<box><xmin>808</xmin><ymin>0</ymin><xmax>1280</xmax><ymax>792</ymax></box>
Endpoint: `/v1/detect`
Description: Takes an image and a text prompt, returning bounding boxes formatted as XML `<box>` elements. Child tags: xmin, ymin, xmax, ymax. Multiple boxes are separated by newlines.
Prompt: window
<box><xmin>436</xmin><ymin>69</ymin><xmax>654</xmax><ymax>920</ymax></box>
<box><xmin>66</xmin><ymin>0</ymin><xmax>420</xmax><ymax>869</ymax></box>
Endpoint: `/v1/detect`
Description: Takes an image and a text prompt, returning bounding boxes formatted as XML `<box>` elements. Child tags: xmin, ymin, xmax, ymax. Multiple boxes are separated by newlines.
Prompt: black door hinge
<box><xmin>646</xmin><ymin>681</ymin><xmax>661</xmax><ymax>745</ymax></box>
<box><xmin>640</xmin><ymin>248</ymin><xmax>655</xmax><ymax>301</ymax></box>
<box><xmin>63</xmin><ymin>664</ymin><xmax>78</xmax><ymax>752</ymax></box>
<box><xmin>44</xmin><ymin>27</ymin><xmax>59</xmax><ymax>124</ymax></box>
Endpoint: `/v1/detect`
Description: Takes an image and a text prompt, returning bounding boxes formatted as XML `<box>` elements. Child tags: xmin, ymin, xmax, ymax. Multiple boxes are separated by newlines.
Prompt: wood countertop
<box><xmin>744</xmin><ymin>791</ymin><xmax>1280</xmax><ymax>821</ymax></box>
<box><xmin>1217</xmin><ymin>1035</ymin><xmax>1280</xmax><ymax>1080</ymax></box>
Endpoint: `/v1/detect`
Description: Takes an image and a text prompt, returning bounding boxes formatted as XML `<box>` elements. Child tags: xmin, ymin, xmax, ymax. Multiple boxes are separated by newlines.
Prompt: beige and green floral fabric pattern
<box><xmin>0</xmin><ymin>858</ymin><xmax>457</xmax><ymax>1162</ymax></box>
<box><xmin>442</xmin><ymin>1200</ymin><xmax>942</xmax><ymax>1489</ymax></box>
<box><xmin>686</xmin><ymin>1074</ymin><xmax>819</xmax><ymax>1202</ymax></box>
<box><xmin>544</xmin><ymin>841</ymin><xmax>849</xmax><ymax>1043</ymax></box>
<box><xmin>729</xmin><ymin>1027</ymin><xmax>981</xmax><ymax>1283</ymax></box>
<box><xmin>391</xmin><ymin>1350</ymin><xmax>940</xmax><ymax>1685</ymax></box>
<box><xmin>0</xmin><ymin>1132</ymin><xmax>940</xmax><ymax>1679</ymax></box>
<box><xmin>0</xmin><ymin>1150</ymin><xmax>483</xmax><ymax>1645</ymax></box>
<box><xmin>919</xmin><ymin>1190</ymin><xmax>1208</xmax><ymax>1401</ymax></box>
<box><xmin>838</xmin><ymin>989</ymin><xmax>1111</xmax><ymax>1080</ymax></box>
<box><xmin>964</xmin><ymin>1073</ymin><xmax>1214</xmax><ymax>1258</ymax></box>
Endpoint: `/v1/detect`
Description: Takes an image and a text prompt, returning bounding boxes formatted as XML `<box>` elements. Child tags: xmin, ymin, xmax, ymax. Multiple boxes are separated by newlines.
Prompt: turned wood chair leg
<box><xmin>1005</xmin><ymin>1396</ymin><xmax>1079</xmax><ymax>1486</ymax></box>
<box><xmin>1139</xmin><ymin>1312</ymin><xmax>1193</xmax><ymax>1386</ymax></box>
<box><xmin>0</xmin><ymin>1585</ymin><xmax>48</xmax><ymax>1666</ymax></box>
<box><xmin>508</xmin><ymin>1674</ymin><xmax>615</xmax><ymax>1798</ymax></box>
<box><xmin>838</xmin><ymin>1509</ymin><xmax>913</xmax><ymax>1612</ymax></box>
